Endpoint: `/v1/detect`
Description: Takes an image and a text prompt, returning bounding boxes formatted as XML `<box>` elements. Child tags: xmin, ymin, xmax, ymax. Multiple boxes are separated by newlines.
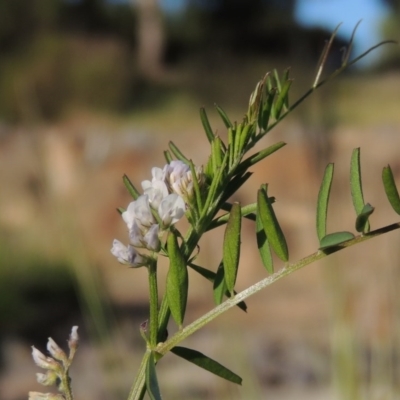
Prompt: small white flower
<box><xmin>111</xmin><ymin>239</ymin><xmax>145</xmax><ymax>267</ymax></box>
<box><xmin>164</xmin><ymin>160</ymin><xmax>190</xmax><ymax>187</ymax></box>
<box><xmin>47</xmin><ymin>338</ymin><xmax>67</xmax><ymax>364</ymax></box>
<box><xmin>31</xmin><ymin>347</ymin><xmax>60</xmax><ymax>371</ymax></box>
<box><xmin>158</xmin><ymin>194</ymin><xmax>186</xmax><ymax>227</ymax></box>
<box><xmin>129</xmin><ymin>222</ymin><xmax>160</xmax><ymax>251</ymax></box>
<box><xmin>123</xmin><ymin>195</ymin><xmax>155</xmax><ymax>230</ymax></box>
<box><xmin>143</xmin><ymin>224</ymin><xmax>161</xmax><ymax>251</ymax></box>
<box><xmin>164</xmin><ymin>160</ymin><xmax>204</xmax><ymax>200</ymax></box>
<box><xmin>68</xmin><ymin>326</ymin><xmax>79</xmax><ymax>358</ymax></box>
<box><xmin>142</xmin><ymin>179</ymin><xmax>169</xmax><ymax>209</ymax></box>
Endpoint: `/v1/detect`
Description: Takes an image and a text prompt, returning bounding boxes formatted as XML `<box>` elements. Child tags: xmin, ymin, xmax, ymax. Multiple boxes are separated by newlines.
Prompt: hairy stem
<box><xmin>156</xmin><ymin>221</ymin><xmax>400</xmax><ymax>355</ymax></box>
<box><xmin>148</xmin><ymin>259</ymin><xmax>159</xmax><ymax>348</ymax></box>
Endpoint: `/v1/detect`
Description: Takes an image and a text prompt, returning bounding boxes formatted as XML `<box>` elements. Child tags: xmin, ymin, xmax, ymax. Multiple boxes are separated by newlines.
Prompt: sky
<box><xmin>294</xmin><ymin>0</ymin><xmax>390</xmax><ymax>65</ymax></box>
<box><xmin>159</xmin><ymin>0</ymin><xmax>390</xmax><ymax>66</ymax></box>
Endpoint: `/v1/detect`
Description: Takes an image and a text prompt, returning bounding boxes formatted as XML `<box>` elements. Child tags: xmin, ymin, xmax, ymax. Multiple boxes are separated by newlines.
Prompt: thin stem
<box><xmin>62</xmin><ymin>368</ymin><xmax>74</xmax><ymax>400</ymax></box>
<box><xmin>156</xmin><ymin>222</ymin><xmax>400</xmax><ymax>355</ymax></box>
<box><xmin>157</xmin><ymin>295</ymin><xmax>171</xmax><ymax>342</ymax></box>
<box><xmin>127</xmin><ymin>349</ymin><xmax>151</xmax><ymax>400</ymax></box>
<box><xmin>148</xmin><ymin>259</ymin><xmax>159</xmax><ymax>347</ymax></box>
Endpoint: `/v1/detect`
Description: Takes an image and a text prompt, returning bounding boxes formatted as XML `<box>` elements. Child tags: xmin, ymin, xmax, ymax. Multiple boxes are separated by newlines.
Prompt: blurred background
<box><xmin>0</xmin><ymin>0</ymin><xmax>400</xmax><ymax>399</ymax></box>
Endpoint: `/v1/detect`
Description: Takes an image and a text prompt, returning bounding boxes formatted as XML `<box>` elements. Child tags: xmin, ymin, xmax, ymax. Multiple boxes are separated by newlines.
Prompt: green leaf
<box><xmin>220</xmin><ymin>171</ymin><xmax>253</xmax><ymax>206</ymax></box>
<box><xmin>382</xmin><ymin>165</ymin><xmax>400</xmax><ymax>215</ymax></box>
<box><xmin>123</xmin><ymin>174</ymin><xmax>140</xmax><ymax>200</ymax></box>
<box><xmin>169</xmin><ymin>141</ymin><xmax>190</xmax><ymax>163</ymax></box>
<box><xmin>258</xmin><ymin>87</ymin><xmax>276</xmax><ymax>131</ymax></box>
<box><xmin>166</xmin><ymin>233</ymin><xmax>189</xmax><ymax>328</ymax></box>
<box><xmin>201</xmin><ymin>150</ymin><xmax>229</xmax><ymax>219</ymax></box>
<box><xmin>350</xmin><ymin>148</ymin><xmax>369</xmax><ymax>231</ymax></box>
<box><xmin>189</xmin><ymin>263</ymin><xmax>247</xmax><ymax>312</ymax></box>
<box><xmin>237</xmin><ymin>141</ymin><xmax>286</xmax><ymax>174</ymax></box>
<box><xmin>145</xmin><ymin>352</ymin><xmax>162</xmax><ymax>400</ymax></box>
<box><xmin>188</xmin><ymin>159</ymin><xmax>203</xmax><ymax>212</ymax></box>
<box><xmin>200</xmin><ymin>107</ymin><xmax>215</xmax><ymax>143</ymax></box>
<box><xmin>215</xmin><ymin>104</ymin><xmax>233</xmax><ymax>128</ymax></box>
<box><xmin>273</xmin><ymin>79</ymin><xmax>292</xmax><ymax>119</ymax></box>
<box><xmin>248</xmin><ymin>76</ymin><xmax>265</xmax><ymax>122</ymax></box>
<box><xmin>257</xmin><ymin>185</ymin><xmax>289</xmax><ymax>262</ymax></box>
<box><xmin>171</xmin><ymin>346</ymin><xmax>242</xmax><ymax>385</ymax></box>
<box><xmin>319</xmin><ymin>231</ymin><xmax>355</xmax><ymax>250</ymax></box>
<box><xmin>238</xmin><ymin>122</ymin><xmax>255</xmax><ymax>153</ymax></box>
<box><xmin>164</xmin><ymin>150</ymin><xmax>173</xmax><ymax>163</ymax></box>
<box><xmin>211</xmin><ymin>136</ymin><xmax>224</xmax><ymax>175</ymax></box>
<box><xmin>316</xmin><ymin>163</ymin><xmax>334</xmax><ymax>241</ymax></box>
<box><xmin>256</xmin><ymin>210</ymin><xmax>274</xmax><ymax>273</ymax></box>
<box><xmin>355</xmin><ymin>203</ymin><xmax>375</xmax><ymax>233</ymax></box>
<box><xmin>223</xmin><ymin>203</ymin><xmax>242</xmax><ymax>295</ymax></box>
<box><xmin>213</xmin><ymin>262</ymin><xmax>226</xmax><ymax>305</ymax></box>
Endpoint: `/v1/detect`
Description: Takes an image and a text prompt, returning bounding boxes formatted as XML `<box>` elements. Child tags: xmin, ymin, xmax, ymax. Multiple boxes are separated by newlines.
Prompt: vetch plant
<box><xmin>29</xmin><ymin>327</ymin><xmax>79</xmax><ymax>400</ymax></box>
<box><xmin>29</xmin><ymin>26</ymin><xmax>399</xmax><ymax>399</ymax></box>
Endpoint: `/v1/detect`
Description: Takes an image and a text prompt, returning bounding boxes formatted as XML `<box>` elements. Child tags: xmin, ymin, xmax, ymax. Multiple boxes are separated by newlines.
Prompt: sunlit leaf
<box><xmin>213</xmin><ymin>262</ymin><xmax>226</xmax><ymax>305</ymax></box>
<box><xmin>257</xmin><ymin>185</ymin><xmax>289</xmax><ymax>261</ymax></box>
<box><xmin>316</xmin><ymin>163</ymin><xmax>334</xmax><ymax>241</ymax></box>
<box><xmin>237</xmin><ymin>141</ymin><xmax>286</xmax><ymax>174</ymax></box>
<box><xmin>319</xmin><ymin>231</ymin><xmax>355</xmax><ymax>251</ymax></box>
<box><xmin>215</xmin><ymin>104</ymin><xmax>233</xmax><ymax>128</ymax></box>
<box><xmin>169</xmin><ymin>141</ymin><xmax>190</xmax><ymax>163</ymax></box>
<box><xmin>382</xmin><ymin>165</ymin><xmax>400</xmax><ymax>215</ymax></box>
<box><xmin>164</xmin><ymin>150</ymin><xmax>173</xmax><ymax>163</ymax></box>
<box><xmin>166</xmin><ymin>233</ymin><xmax>189</xmax><ymax>328</ymax></box>
<box><xmin>200</xmin><ymin>107</ymin><xmax>215</xmax><ymax>143</ymax></box>
<box><xmin>171</xmin><ymin>346</ymin><xmax>242</xmax><ymax>385</ymax></box>
<box><xmin>256</xmin><ymin>210</ymin><xmax>273</xmax><ymax>273</ymax></box>
<box><xmin>258</xmin><ymin>87</ymin><xmax>276</xmax><ymax>131</ymax></box>
<box><xmin>123</xmin><ymin>174</ymin><xmax>140</xmax><ymax>200</ymax></box>
<box><xmin>350</xmin><ymin>148</ymin><xmax>369</xmax><ymax>231</ymax></box>
<box><xmin>223</xmin><ymin>203</ymin><xmax>241</xmax><ymax>295</ymax></box>
<box><xmin>273</xmin><ymin>79</ymin><xmax>292</xmax><ymax>119</ymax></box>
<box><xmin>355</xmin><ymin>203</ymin><xmax>374</xmax><ymax>233</ymax></box>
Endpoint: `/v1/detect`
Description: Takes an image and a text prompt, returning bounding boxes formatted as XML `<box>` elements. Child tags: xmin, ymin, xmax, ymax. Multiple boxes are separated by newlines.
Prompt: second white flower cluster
<box><xmin>111</xmin><ymin>160</ymin><xmax>202</xmax><ymax>268</ymax></box>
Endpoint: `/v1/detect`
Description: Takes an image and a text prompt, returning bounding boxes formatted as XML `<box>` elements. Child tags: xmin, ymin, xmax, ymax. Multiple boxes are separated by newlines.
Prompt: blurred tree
<box><xmin>380</xmin><ymin>0</ymin><xmax>400</xmax><ymax>68</ymax></box>
<box><xmin>134</xmin><ymin>0</ymin><xmax>166</xmax><ymax>82</ymax></box>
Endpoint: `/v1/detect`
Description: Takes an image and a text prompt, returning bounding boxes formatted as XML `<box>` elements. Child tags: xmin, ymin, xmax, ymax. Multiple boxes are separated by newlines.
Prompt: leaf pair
<box><xmin>316</xmin><ymin>149</ymin><xmax>376</xmax><ymax>251</ymax></box>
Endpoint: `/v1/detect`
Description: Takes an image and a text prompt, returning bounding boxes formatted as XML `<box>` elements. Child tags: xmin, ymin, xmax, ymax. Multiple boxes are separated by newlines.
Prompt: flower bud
<box><xmin>36</xmin><ymin>371</ymin><xmax>58</xmax><ymax>386</ymax></box>
<box><xmin>47</xmin><ymin>338</ymin><xmax>67</xmax><ymax>364</ymax></box>
<box><xmin>68</xmin><ymin>326</ymin><xmax>79</xmax><ymax>354</ymax></box>
<box><xmin>31</xmin><ymin>347</ymin><xmax>60</xmax><ymax>371</ymax></box>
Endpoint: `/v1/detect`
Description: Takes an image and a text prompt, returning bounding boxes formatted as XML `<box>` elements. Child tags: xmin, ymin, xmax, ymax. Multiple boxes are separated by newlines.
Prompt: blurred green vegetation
<box><xmin>0</xmin><ymin>236</ymin><xmax>80</xmax><ymax>344</ymax></box>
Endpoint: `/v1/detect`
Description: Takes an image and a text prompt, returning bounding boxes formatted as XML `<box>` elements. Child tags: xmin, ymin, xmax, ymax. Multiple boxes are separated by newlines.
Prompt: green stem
<box><xmin>156</xmin><ymin>222</ymin><xmax>400</xmax><ymax>355</ymax></box>
<box><xmin>157</xmin><ymin>295</ymin><xmax>171</xmax><ymax>342</ymax></box>
<box><xmin>62</xmin><ymin>368</ymin><xmax>74</xmax><ymax>400</ymax></box>
<box><xmin>148</xmin><ymin>259</ymin><xmax>159</xmax><ymax>347</ymax></box>
<box><xmin>127</xmin><ymin>349</ymin><xmax>151</xmax><ymax>400</ymax></box>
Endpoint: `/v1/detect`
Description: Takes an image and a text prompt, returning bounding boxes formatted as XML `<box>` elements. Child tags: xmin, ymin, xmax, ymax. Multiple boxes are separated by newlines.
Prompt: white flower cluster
<box><xmin>29</xmin><ymin>326</ymin><xmax>79</xmax><ymax>400</ymax></box>
<box><xmin>111</xmin><ymin>160</ymin><xmax>202</xmax><ymax>268</ymax></box>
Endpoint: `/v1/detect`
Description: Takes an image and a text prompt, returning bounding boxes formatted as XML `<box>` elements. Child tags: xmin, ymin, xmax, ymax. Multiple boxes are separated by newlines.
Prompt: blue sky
<box><xmin>294</xmin><ymin>0</ymin><xmax>390</xmax><ymax>65</ymax></box>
